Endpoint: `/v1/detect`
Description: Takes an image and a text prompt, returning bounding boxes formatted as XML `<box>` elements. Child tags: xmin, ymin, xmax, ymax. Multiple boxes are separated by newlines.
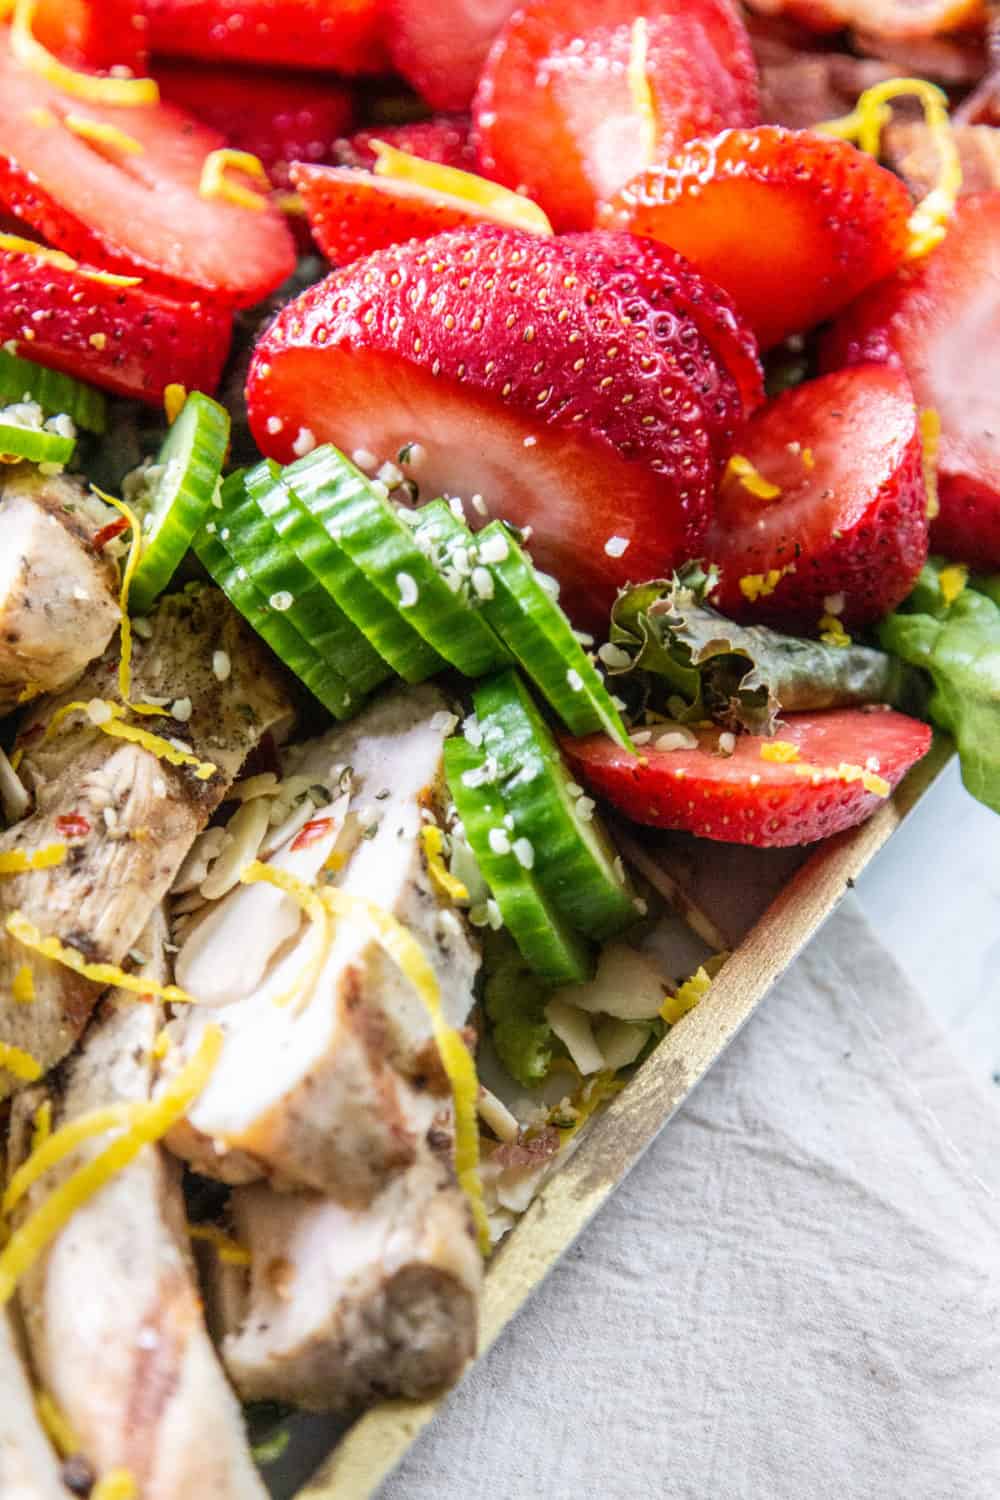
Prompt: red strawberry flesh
<box><xmin>600</xmin><ymin>125</ymin><xmax>913</xmax><ymax>349</ymax></box>
<box><xmin>474</xmin><ymin>0</ymin><xmax>759</xmax><ymax>231</ymax></box>
<box><xmin>562</xmin><ymin>708</ymin><xmax>933</xmax><ymax>847</ymax></box>
<box><xmin>142</xmin><ymin>0</ymin><xmax>390</xmax><ymax>75</ymax></box>
<box><xmin>0</xmin><ymin>248</ymin><xmax>232</xmax><ymax>403</ymax></box>
<box><xmin>246</xmin><ymin>225</ymin><xmax>741</xmax><ymax>627</ymax></box>
<box><xmin>706</xmin><ymin>365</ymin><xmax>928</xmax><ymax>628</ymax></box>
<box><xmin>822</xmin><ymin>191</ymin><xmax>1000</xmax><ymax>570</ymax></box>
<box><xmin>0</xmin><ymin>36</ymin><xmax>296</xmax><ymax>306</ymax></box>
<box><xmin>387</xmin><ymin>0</ymin><xmax>521</xmax><ymax>112</ymax></box>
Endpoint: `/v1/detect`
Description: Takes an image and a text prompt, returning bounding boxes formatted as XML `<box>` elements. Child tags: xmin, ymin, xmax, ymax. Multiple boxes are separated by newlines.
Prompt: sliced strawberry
<box><xmin>32</xmin><ymin>0</ymin><xmax>149</xmax><ymax>73</ymax></box>
<box><xmin>562</xmin><ymin>708</ymin><xmax>933</xmax><ymax>846</ymax></box>
<box><xmin>153</xmin><ymin>62</ymin><xmax>355</xmax><ymax>192</ymax></box>
<box><xmin>387</xmin><ymin>0</ymin><xmax>520</xmax><ymax>112</ymax></box>
<box><xmin>142</xmin><ymin>0</ymin><xmax>390</xmax><ymax>75</ymax></box>
<box><xmin>0</xmin><ymin>37</ymin><xmax>296</xmax><ymax>307</ymax></box>
<box><xmin>601</xmin><ymin>126</ymin><xmax>913</xmax><ymax>350</ymax></box>
<box><xmin>822</xmin><ymin>192</ymin><xmax>1000</xmax><ymax>570</ymax></box>
<box><xmin>706</xmin><ymin>366</ymin><xmax>927</xmax><ymax>628</ymax></box>
<box><xmin>0</xmin><ymin>245</ymin><xmax>232</xmax><ymax>403</ymax></box>
<box><xmin>474</xmin><ymin>0</ymin><xmax>759</xmax><ymax>232</ymax></box>
<box><xmin>291</xmin><ymin>163</ymin><xmax>513</xmax><ymax>265</ymax></box>
<box><xmin>335</xmin><ymin>117</ymin><xmax>478</xmax><ymax>173</ymax></box>
<box><xmin>247</xmin><ymin>225</ymin><xmax>741</xmax><ymax>628</ymax></box>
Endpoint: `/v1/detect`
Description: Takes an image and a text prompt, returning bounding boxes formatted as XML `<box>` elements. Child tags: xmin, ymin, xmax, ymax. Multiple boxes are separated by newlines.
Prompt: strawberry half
<box><xmin>474</xmin><ymin>0</ymin><xmax>759</xmax><ymax>232</ymax></box>
<box><xmin>247</xmin><ymin>225</ymin><xmax>741</xmax><ymax>627</ymax></box>
<box><xmin>334</xmin><ymin>117</ymin><xmax>478</xmax><ymax>174</ymax></box>
<box><xmin>32</xmin><ymin>0</ymin><xmax>148</xmax><ymax>74</ymax></box>
<box><xmin>0</xmin><ymin>245</ymin><xmax>232</xmax><ymax>403</ymax></box>
<box><xmin>601</xmin><ymin>126</ymin><xmax>913</xmax><ymax>350</ymax></box>
<box><xmin>0</xmin><ymin>37</ymin><xmax>296</xmax><ymax>307</ymax></box>
<box><xmin>142</xmin><ymin>0</ymin><xmax>390</xmax><ymax>75</ymax></box>
<box><xmin>291</xmin><ymin>162</ymin><xmax>539</xmax><ymax>266</ymax></box>
<box><xmin>822</xmin><ymin>192</ymin><xmax>1000</xmax><ymax>570</ymax></box>
<box><xmin>562</xmin><ymin>708</ymin><xmax>932</xmax><ymax>847</ymax></box>
<box><xmin>387</xmin><ymin>0</ymin><xmax>521</xmax><ymax>112</ymax></box>
<box><xmin>153</xmin><ymin>62</ymin><xmax>355</xmax><ymax>192</ymax></box>
<box><xmin>706</xmin><ymin>366</ymin><xmax>927</xmax><ymax>629</ymax></box>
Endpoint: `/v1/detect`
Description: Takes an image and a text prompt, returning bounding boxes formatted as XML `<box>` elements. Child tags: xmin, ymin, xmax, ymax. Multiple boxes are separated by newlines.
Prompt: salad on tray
<box><xmin>0</xmin><ymin>0</ymin><xmax>998</xmax><ymax>1495</ymax></box>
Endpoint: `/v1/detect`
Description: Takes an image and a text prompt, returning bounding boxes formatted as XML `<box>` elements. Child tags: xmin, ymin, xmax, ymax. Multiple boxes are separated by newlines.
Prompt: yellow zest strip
<box><xmin>0</xmin><ymin>1042</ymin><xmax>42</xmax><ymax>1081</ymax></box>
<box><xmin>164</xmin><ymin>383</ymin><xmax>187</xmax><ymax>425</ymax></box>
<box><xmin>553</xmin><ymin>1070</ymin><xmax>626</xmax><ymax>1142</ymax></box>
<box><xmin>188</xmin><ymin>1222</ymin><xmax>252</xmax><ymax>1266</ymax></box>
<box><xmin>4</xmin><ymin>1105</ymin><xmax>145</xmax><ymax>1214</ymax></box>
<box><xmin>12</xmin><ymin>0</ymin><xmax>159</xmax><ymax>107</ymax></box>
<box><xmin>0</xmin><ymin>233</ymin><xmax>141</xmax><ymax>286</ymax></box>
<box><xmin>0</xmin><ymin>1027</ymin><xmax>221</xmax><ymax>1308</ymax></box>
<box><xmin>627</xmin><ymin>16</ymin><xmax>658</xmax><ymax>170</ymax></box>
<box><xmin>12</xmin><ymin>964</ymin><xmax>35</xmax><ymax>1003</ymax></box>
<box><xmin>35</xmin><ymin>1390</ymin><xmax>81</xmax><ymax>1458</ymax></box>
<box><xmin>760</xmin><ymin>740</ymin><xmax>800</xmax><ymax>763</ymax></box>
<box><xmin>5</xmin><ymin>911</ymin><xmax>202</xmax><ymax>1006</ymax></box>
<box><xmin>322</xmin><ymin>885</ymin><xmax>490</xmax><ymax>1256</ymax></box>
<box><xmin>238</xmin><ymin>863</ymin><xmax>332</xmax><ymax>1011</ymax></box>
<box><xmin>31</xmin><ymin>1099</ymin><xmax>51</xmax><ymax>1152</ymax></box>
<box><xmin>370</xmin><ymin>140</ymin><xmax>553</xmax><ymax>237</ymax></box>
<box><xmin>199</xmin><ymin>149</ymin><xmax>271</xmax><ymax>212</ymax></box>
<box><xmin>660</xmin><ymin>965</ymin><xmax>712</xmax><ymax>1025</ymax></box>
<box><xmin>152</xmin><ymin>1026</ymin><xmax>171</xmax><ymax>1060</ymax></box>
<box><xmin>0</xmin><ymin>844</ymin><xmax>65</xmax><ymax>874</ymax></box>
<box><xmin>938</xmin><ymin>562</ymin><xmax>967</xmax><ymax>607</ymax></box>
<box><xmin>275</xmin><ymin>191</ymin><xmax>307</xmax><ymax>216</ymax></box>
<box><xmin>421</xmin><ymin>824</ymin><xmax>469</xmax><ymax>904</ymax></box>
<box><xmin>818</xmin><ymin>77</ymin><xmax>962</xmax><ymax>259</ymax></box>
<box><xmin>723</xmin><ymin>453</ymin><xmax>781</xmax><ymax>501</ymax></box>
<box><xmin>739</xmin><ymin>565</ymin><xmax>793</xmax><ymax>602</ymax></box>
<box><xmin>98</xmin><ymin>715</ymin><xmax>217</xmax><ymax>778</ymax></box>
<box><xmin>91</xmin><ymin>1472</ymin><xmax>137</xmax><ymax>1500</ymax></box>
<box><xmin>89</xmin><ymin>487</ymin><xmax>152</xmax><ymax>713</ymax></box>
<box><xmin>818</xmin><ymin>613</ymin><xmax>851</xmax><ymax>647</ymax></box>
<box><xmin>64</xmin><ymin>115</ymin><xmax>143</xmax><ymax>156</ymax></box>
<box><xmin>920</xmin><ymin>407</ymin><xmax>941</xmax><ymax>520</ymax></box>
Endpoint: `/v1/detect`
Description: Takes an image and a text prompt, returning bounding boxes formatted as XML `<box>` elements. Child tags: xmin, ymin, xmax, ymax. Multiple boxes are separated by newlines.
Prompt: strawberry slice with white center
<box><xmin>823</xmin><ymin>192</ymin><xmax>1000</xmax><ymax>570</ymax></box>
<box><xmin>563</xmin><ymin>708</ymin><xmax>933</xmax><ymax>846</ymax></box>
<box><xmin>292</xmin><ymin>148</ymin><xmax>552</xmax><ymax>266</ymax></box>
<box><xmin>0</xmin><ymin>242</ymin><xmax>232</xmax><ymax>402</ymax></box>
<box><xmin>387</xmin><ymin>0</ymin><xmax>521</xmax><ymax>111</ymax></box>
<box><xmin>706</xmin><ymin>365</ymin><xmax>928</xmax><ymax>628</ymax></box>
<box><xmin>0</xmin><ymin>35</ymin><xmax>296</xmax><ymax>306</ymax></box>
<box><xmin>247</xmin><ymin>225</ymin><xmax>742</xmax><ymax>627</ymax></box>
<box><xmin>474</xmin><ymin>0</ymin><xmax>759</xmax><ymax>231</ymax></box>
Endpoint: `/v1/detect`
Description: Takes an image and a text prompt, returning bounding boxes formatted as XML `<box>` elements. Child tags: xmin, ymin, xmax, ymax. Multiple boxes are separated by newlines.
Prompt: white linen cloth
<box><xmin>377</xmin><ymin>898</ymin><xmax>1000</xmax><ymax>1500</ymax></box>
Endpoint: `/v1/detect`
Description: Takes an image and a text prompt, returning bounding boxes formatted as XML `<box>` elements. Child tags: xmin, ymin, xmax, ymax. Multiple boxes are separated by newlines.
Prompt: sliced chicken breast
<box><xmin>0</xmin><ymin>467</ymin><xmax>120</xmax><ymax>714</ymax></box>
<box><xmin>0</xmin><ymin>1312</ymin><xmax>68</xmax><ymax>1500</ymax></box>
<box><xmin>8</xmin><ymin>914</ymin><xmax>268</xmax><ymax>1500</ymax></box>
<box><xmin>220</xmin><ymin>1103</ymin><xmax>481</xmax><ymax>1412</ymax></box>
<box><xmin>165</xmin><ymin>684</ymin><xmax>480</xmax><ymax>1202</ymax></box>
<box><xmin>0</xmin><ymin>585</ymin><xmax>294</xmax><ymax>1100</ymax></box>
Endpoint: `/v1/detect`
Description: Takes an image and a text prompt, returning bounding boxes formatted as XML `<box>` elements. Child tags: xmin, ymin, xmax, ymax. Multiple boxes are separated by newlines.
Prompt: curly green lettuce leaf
<box><xmin>880</xmin><ymin>560</ymin><xmax>1000</xmax><ymax>814</ymax></box>
<box><xmin>610</xmin><ymin>568</ymin><xmax>920</xmax><ymax>735</ymax></box>
<box><xmin>483</xmin><ymin>931</ymin><xmax>554</xmax><ymax>1088</ymax></box>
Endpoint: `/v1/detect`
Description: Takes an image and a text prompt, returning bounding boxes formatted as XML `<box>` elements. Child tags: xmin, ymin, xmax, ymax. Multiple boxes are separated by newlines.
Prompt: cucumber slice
<box><xmin>444</xmin><ymin>736</ymin><xmax>593</xmax><ymax>984</ymax></box>
<box><xmin>194</xmin><ymin>479</ymin><xmax>358</xmax><ymax>720</ymax></box>
<box><xmin>0</xmin><ymin>349</ymin><xmax>106</xmax><ymax>433</ymax></box>
<box><xmin>220</xmin><ymin>469</ymin><xmax>392</xmax><ymax>698</ymax></box>
<box><xmin>264</xmin><ymin>446</ymin><xmax>504</xmax><ymax>678</ymax></box>
<box><xmin>0</xmin><ymin>423</ymin><xmax>74</xmax><ymax>465</ymax></box>
<box><xmin>129</xmin><ymin>392</ymin><xmax>231</xmax><ymax>616</ymax></box>
<box><xmin>473</xmin><ymin>520</ymin><xmax>632</xmax><ymax>749</ymax></box>
<box><xmin>246</xmin><ymin>451</ymin><xmax>443</xmax><ymax>685</ymax></box>
<box><xmin>474</xmin><ymin>670</ymin><xmax>638</xmax><ymax>940</ymax></box>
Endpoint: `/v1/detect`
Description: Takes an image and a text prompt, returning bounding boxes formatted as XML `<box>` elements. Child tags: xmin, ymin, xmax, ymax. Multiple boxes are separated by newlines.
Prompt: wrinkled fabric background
<box><xmin>378</xmin><ymin>897</ymin><xmax>1000</xmax><ymax>1500</ymax></box>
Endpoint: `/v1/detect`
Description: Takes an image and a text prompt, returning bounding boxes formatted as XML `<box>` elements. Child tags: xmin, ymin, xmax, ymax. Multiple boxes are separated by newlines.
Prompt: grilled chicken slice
<box><xmin>0</xmin><ymin>467</ymin><xmax>120</xmax><ymax>715</ymax></box>
<box><xmin>220</xmin><ymin>1108</ymin><xmax>481</xmax><ymax>1411</ymax></box>
<box><xmin>165</xmin><ymin>684</ymin><xmax>480</xmax><ymax>1201</ymax></box>
<box><xmin>0</xmin><ymin>1313</ymin><xmax>68</xmax><ymax>1500</ymax></box>
<box><xmin>8</xmin><ymin>914</ymin><xmax>268</xmax><ymax>1500</ymax></box>
<box><xmin>0</xmin><ymin>585</ymin><xmax>293</xmax><ymax>1100</ymax></box>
